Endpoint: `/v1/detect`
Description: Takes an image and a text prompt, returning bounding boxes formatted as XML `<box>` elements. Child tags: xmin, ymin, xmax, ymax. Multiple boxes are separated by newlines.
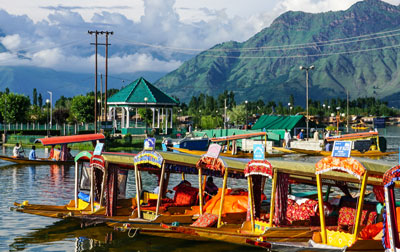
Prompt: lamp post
<box><xmin>144</xmin><ymin>97</ymin><xmax>148</xmax><ymax>135</ymax></box>
<box><xmin>215</xmin><ymin>110</ymin><xmax>218</xmax><ymax>128</ymax></box>
<box><xmin>46</xmin><ymin>99</ymin><xmax>50</xmax><ymax>137</ymax></box>
<box><xmin>300</xmin><ymin>65</ymin><xmax>314</xmax><ymax>140</ymax></box>
<box><xmin>198</xmin><ymin>109</ymin><xmax>202</xmax><ymax>129</ymax></box>
<box><xmin>288</xmin><ymin>103</ymin><xmax>291</xmax><ymax>115</ymax></box>
<box><xmin>47</xmin><ymin>91</ymin><xmax>52</xmax><ymax>129</ymax></box>
<box><xmin>322</xmin><ymin>104</ymin><xmax>326</xmax><ymax>117</ymax></box>
<box><xmin>336</xmin><ymin>107</ymin><xmax>341</xmax><ymax>135</ymax></box>
<box><xmin>290</xmin><ymin>106</ymin><xmax>293</xmax><ymax>115</ymax></box>
<box><xmin>245</xmin><ymin>100</ymin><xmax>248</xmax><ymax>130</ymax></box>
<box><xmin>97</xmin><ymin>98</ymin><xmax>101</xmax><ymax>132</ymax></box>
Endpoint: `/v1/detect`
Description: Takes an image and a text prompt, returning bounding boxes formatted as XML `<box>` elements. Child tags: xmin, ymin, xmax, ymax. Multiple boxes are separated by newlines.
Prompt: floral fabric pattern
<box><xmin>244</xmin><ymin>160</ymin><xmax>273</xmax><ymax>178</ymax></box>
<box><xmin>191</xmin><ymin>213</ymin><xmax>218</xmax><ymax>227</ymax></box>
<box><xmin>338</xmin><ymin>207</ymin><xmax>377</xmax><ymax>227</ymax></box>
<box><xmin>315</xmin><ymin>156</ymin><xmax>366</xmax><ymax>180</ymax></box>
<box><xmin>196</xmin><ymin>156</ymin><xmax>226</xmax><ymax>174</ymax></box>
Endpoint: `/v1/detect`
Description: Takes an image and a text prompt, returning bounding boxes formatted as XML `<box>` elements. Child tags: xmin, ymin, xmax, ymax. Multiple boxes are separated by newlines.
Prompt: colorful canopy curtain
<box><xmin>133</xmin><ymin>150</ymin><xmax>163</xmax><ymax>169</ymax></box>
<box><xmin>383</xmin><ymin>165</ymin><xmax>400</xmax><ymax>250</ymax></box>
<box><xmin>89</xmin><ymin>155</ymin><xmax>106</xmax><ymax>214</ymax></box>
<box><xmin>315</xmin><ymin>156</ymin><xmax>366</xmax><ymax>180</ymax></box>
<box><xmin>195</xmin><ymin>156</ymin><xmax>227</xmax><ymax>174</ymax></box>
<box><xmin>244</xmin><ymin>160</ymin><xmax>273</xmax><ymax>178</ymax></box>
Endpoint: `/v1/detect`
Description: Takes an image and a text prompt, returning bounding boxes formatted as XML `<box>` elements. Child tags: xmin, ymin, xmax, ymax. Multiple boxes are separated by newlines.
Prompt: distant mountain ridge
<box><xmin>156</xmin><ymin>0</ymin><xmax>400</xmax><ymax>107</ymax></box>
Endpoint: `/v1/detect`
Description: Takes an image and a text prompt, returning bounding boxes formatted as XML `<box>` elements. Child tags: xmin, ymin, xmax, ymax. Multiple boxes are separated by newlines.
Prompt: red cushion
<box><xmin>338</xmin><ymin>207</ymin><xmax>377</xmax><ymax>226</ymax></box>
<box><xmin>191</xmin><ymin>213</ymin><xmax>218</xmax><ymax>227</ymax></box>
<box><xmin>173</xmin><ymin>185</ymin><xmax>198</xmax><ymax>206</ymax></box>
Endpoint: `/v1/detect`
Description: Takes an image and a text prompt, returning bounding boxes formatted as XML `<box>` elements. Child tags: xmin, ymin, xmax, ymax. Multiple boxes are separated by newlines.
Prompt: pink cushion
<box><xmin>191</xmin><ymin>213</ymin><xmax>218</xmax><ymax>227</ymax></box>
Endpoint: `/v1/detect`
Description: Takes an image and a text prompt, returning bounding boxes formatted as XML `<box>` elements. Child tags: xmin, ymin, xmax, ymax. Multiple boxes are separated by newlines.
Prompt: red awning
<box><xmin>35</xmin><ymin>133</ymin><xmax>105</xmax><ymax>146</ymax></box>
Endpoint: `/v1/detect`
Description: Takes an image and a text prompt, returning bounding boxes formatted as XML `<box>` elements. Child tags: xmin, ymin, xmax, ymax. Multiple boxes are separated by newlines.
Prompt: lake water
<box><xmin>1</xmin><ymin>126</ymin><xmax>400</xmax><ymax>251</ymax></box>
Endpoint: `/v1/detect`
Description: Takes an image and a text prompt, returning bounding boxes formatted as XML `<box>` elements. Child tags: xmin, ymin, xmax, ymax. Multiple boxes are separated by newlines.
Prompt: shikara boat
<box><xmin>351</xmin><ymin>123</ymin><xmax>369</xmax><ymax>131</ymax></box>
<box><xmin>249</xmin><ymin>156</ymin><xmax>395</xmax><ymax>251</ymax></box>
<box><xmin>0</xmin><ymin>133</ymin><xmax>105</xmax><ymax>165</ymax></box>
<box><xmin>13</xmin><ymin>143</ymin><xmax>250</xmax><ymax>239</ymax></box>
<box><xmin>162</xmin><ymin>156</ymin><xmax>394</xmax><ymax>248</ymax></box>
<box><xmin>382</xmin><ymin>164</ymin><xmax>400</xmax><ymax>251</ymax></box>
<box><xmin>291</xmin><ymin>132</ymin><xmax>397</xmax><ymax>157</ymax></box>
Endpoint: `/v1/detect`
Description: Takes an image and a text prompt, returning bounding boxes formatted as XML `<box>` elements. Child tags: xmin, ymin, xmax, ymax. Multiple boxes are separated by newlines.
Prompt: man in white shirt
<box><xmin>13</xmin><ymin>143</ymin><xmax>24</xmax><ymax>158</ymax></box>
<box><xmin>284</xmin><ymin>129</ymin><xmax>291</xmax><ymax>149</ymax></box>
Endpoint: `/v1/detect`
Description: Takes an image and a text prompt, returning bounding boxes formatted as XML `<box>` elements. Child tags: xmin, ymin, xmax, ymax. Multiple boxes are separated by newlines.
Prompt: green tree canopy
<box><xmin>0</xmin><ymin>93</ymin><xmax>31</xmax><ymax>123</ymax></box>
<box><xmin>70</xmin><ymin>95</ymin><xmax>94</xmax><ymax>123</ymax></box>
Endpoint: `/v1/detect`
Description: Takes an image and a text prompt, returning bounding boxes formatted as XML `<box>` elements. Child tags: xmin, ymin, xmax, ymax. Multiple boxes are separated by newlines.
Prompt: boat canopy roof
<box><xmin>133</xmin><ymin>150</ymin><xmax>164</xmax><ymax>168</ymax></box>
<box><xmin>383</xmin><ymin>165</ymin><xmax>400</xmax><ymax>187</ymax></box>
<box><xmin>210</xmin><ymin>132</ymin><xmax>266</xmax><ymax>142</ymax></box>
<box><xmin>74</xmin><ymin>151</ymin><xmax>93</xmax><ymax>162</ymax></box>
<box><xmin>315</xmin><ymin>156</ymin><xmax>365</xmax><ymax>180</ymax></box>
<box><xmin>244</xmin><ymin>160</ymin><xmax>273</xmax><ymax>178</ymax></box>
<box><xmin>326</xmin><ymin>132</ymin><xmax>378</xmax><ymax>142</ymax></box>
<box><xmin>35</xmin><ymin>133</ymin><xmax>105</xmax><ymax>146</ymax></box>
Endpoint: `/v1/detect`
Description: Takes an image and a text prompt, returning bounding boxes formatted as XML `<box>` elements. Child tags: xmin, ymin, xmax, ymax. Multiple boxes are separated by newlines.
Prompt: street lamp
<box><xmin>290</xmin><ymin>106</ymin><xmax>293</xmax><ymax>115</ymax></box>
<box><xmin>215</xmin><ymin>110</ymin><xmax>218</xmax><ymax>128</ymax></box>
<box><xmin>245</xmin><ymin>100</ymin><xmax>248</xmax><ymax>130</ymax></box>
<box><xmin>47</xmin><ymin>91</ymin><xmax>52</xmax><ymax>129</ymax></box>
<box><xmin>97</xmin><ymin>98</ymin><xmax>101</xmax><ymax>132</ymax></box>
<box><xmin>300</xmin><ymin>65</ymin><xmax>314</xmax><ymax>140</ymax></box>
<box><xmin>288</xmin><ymin>103</ymin><xmax>291</xmax><ymax>115</ymax></box>
<box><xmin>336</xmin><ymin>107</ymin><xmax>341</xmax><ymax>134</ymax></box>
<box><xmin>322</xmin><ymin>104</ymin><xmax>326</xmax><ymax>117</ymax></box>
<box><xmin>46</xmin><ymin>99</ymin><xmax>50</xmax><ymax>137</ymax></box>
<box><xmin>144</xmin><ymin>97</ymin><xmax>148</xmax><ymax>135</ymax></box>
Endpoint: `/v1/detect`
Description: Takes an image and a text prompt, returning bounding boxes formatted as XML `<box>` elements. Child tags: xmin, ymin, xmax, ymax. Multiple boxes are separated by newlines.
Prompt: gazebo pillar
<box><xmin>165</xmin><ymin>108</ymin><xmax>169</xmax><ymax>133</ymax></box>
<box><xmin>135</xmin><ymin>107</ymin><xmax>138</xmax><ymax>128</ymax></box>
<box><xmin>125</xmin><ymin>107</ymin><xmax>130</xmax><ymax>128</ymax></box>
<box><xmin>121</xmin><ymin>107</ymin><xmax>125</xmax><ymax>129</ymax></box>
<box><xmin>157</xmin><ymin>108</ymin><xmax>160</xmax><ymax>128</ymax></box>
<box><xmin>152</xmin><ymin>108</ymin><xmax>155</xmax><ymax>128</ymax></box>
<box><xmin>170</xmin><ymin>108</ymin><xmax>173</xmax><ymax>128</ymax></box>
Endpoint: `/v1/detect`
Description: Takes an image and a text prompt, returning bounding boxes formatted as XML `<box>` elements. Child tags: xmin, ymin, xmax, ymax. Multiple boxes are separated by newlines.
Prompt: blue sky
<box><xmin>0</xmin><ymin>0</ymin><xmax>399</xmax><ymax>74</ymax></box>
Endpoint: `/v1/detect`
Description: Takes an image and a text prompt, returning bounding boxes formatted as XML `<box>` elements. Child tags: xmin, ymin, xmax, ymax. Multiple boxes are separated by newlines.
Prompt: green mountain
<box><xmin>156</xmin><ymin>0</ymin><xmax>400</xmax><ymax>107</ymax></box>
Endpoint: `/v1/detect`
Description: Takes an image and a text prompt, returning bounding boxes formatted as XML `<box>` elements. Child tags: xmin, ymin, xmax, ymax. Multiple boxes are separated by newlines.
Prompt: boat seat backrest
<box><xmin>338</xmin><ymin>206</ymin><xmax>376</xmax><ymax>227</ymax></box>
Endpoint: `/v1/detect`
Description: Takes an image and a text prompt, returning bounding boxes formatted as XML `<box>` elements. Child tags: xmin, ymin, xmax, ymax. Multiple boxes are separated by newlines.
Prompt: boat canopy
<box><xmin>383</xmin><ymin>164</ymin><xmax>400</xmax><ymax>187</ymax></box>
<box><xmin>315</xmin><ymin>156</ymin><xmax>366</xmax><ymax>180</ymax></box>
<box><xmin>74</xmin><ymin>151</ymin><xmax>93</xmax><ymax>162</ymax></box>
<box><xmin>35</xmin><ymin>133</ymin><xmax>105</xmax><ymax>146</ymax></box>
<box><xmin>133</xmin><ymin>150</ymin><xmax>163</xmax><ymax>168</ymax></box>
<box><xmin>244</xmin><ymin>160</ymin><xmax>273</xmax><ymax>178</ymax></box>
<box><xmin>326</xmin><ymin>132</ymin><xmax>378</xmax><ymax>142</ymax></box>
<box><xmin>210</xmin><ymin>132</ymin><xmax>266</xmax><ymax>142</ymax></box>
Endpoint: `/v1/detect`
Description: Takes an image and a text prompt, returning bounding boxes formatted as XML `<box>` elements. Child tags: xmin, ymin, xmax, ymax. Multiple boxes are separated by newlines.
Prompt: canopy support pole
<box><xmin>353</xmin><ymin>171</ymin><xmax>368</xmax><ymax>242</ymax></box>
<box><xmin>134</xmin><ymin>164</ymin><xmax>141</xmax><ymax>218</ymax></box>
<box><xmin>217</xmin><ymin>168</ymin><xmax>229</xmax><ymax>228</ymax></box>
<box><xmin>268</xmin><ymin>170</ymin><xmax>277</xmax><ymax>228</ymax></box>
<box><xmin>248</xmin><ymin>175</ymin><xmax>255</xmax><ymax>232</ymax></box>
<box><xmin>316</xmin><ymin>174</ymin><xmax>327</xmax><ymax>244</ymax></box>
<box><xmin>74</xmin><ymin>162</ymin><xmax>79</xmax><ymax>209</ymax></box>
<box><xmin>99</xmin><ymin>164</ymin><xmax>107</xmax><ymax>208</ymax></box>
<box><xmin>198</xmin><ymin>168</ymin><xmax>203</xmax><ymax>215</ymax></box>
<box><xmin>156</xmin><ymin>161</ymin><xmax>166</xmax><ymax>216</ymax></box>
<box><xmin>90</xmin><ymin>166</ymin><xmax>94</xmax><ymax>213</ymax></box>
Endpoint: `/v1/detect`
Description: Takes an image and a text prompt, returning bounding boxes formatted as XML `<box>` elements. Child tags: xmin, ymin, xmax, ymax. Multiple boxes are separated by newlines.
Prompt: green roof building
<box><xmin>107</xmin><ymin>77</ymin><xmax>179</xmax><ymax>134</ymax></box>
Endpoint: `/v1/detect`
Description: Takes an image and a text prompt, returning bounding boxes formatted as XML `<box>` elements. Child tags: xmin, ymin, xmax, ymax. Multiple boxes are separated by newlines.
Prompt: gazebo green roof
<box><xmin>108</xmin><ymin>77</ymin><xmax>179</xmax><ymax>106</ymax></box>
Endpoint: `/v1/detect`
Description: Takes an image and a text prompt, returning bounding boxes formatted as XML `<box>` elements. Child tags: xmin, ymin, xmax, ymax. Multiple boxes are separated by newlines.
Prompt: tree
<box><xmin>0</xmin><ymin>93</ymin><xmax>31</xmax><ymax>123</ymax></box>
<box><xmin>38</xmin><ymin>93</ymin><xmax>43</xmax><ymax>107</ymax></box>
<box><xmin>33</xmin><ymin>88</ymin><xmax>37</xmax><ymax>106</ymax></box>
<box><xmin>227</xmin><ymin>104</ymin><xmax>246</xmax><ymax>125</ymax></box>
<box><xmin>70</xmin><ymin>95</ymin><xmax>94</xmax><ymax>123</ymax></box>
<box><xmin>53</xmin><ymin>108</ymin><xmax>70</xmax><ymax>124</ymax></box>
<box><xmin>55</xmin><ymin>96</ymin><xmax>72</xmax><ymax>109</ymax></box>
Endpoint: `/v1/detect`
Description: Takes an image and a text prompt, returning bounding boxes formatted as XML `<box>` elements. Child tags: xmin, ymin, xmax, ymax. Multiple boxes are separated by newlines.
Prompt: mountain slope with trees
<box><xmin>156</xmin><ymin>0</ymin><xmax>400</xmax><ymax>107</ymax></box>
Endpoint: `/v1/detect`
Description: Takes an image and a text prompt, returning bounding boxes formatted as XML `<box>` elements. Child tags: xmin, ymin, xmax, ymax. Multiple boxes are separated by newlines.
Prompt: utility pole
<box><xmin>105</xmin><ymin>31</ymin><xmax>113</xmax><ymax>121</ymax></box>
<box><xmin>88</xmin><ymin>30</ymin><xmax>113</xmax><ymax>133</ymax></box>
<box><xmin>347</xmin><ymin>89</ymin><xmax>349</xmax><ymax>133</ymax></box>
<box><xmin>224</xmin><ymin>98</ymin><xmax>227</xmax><ymax>129</ymax></box>
<box><xmin>47</xmin><ymin>91</ymin><xmax>52</xmax><ymax>129</ymax></box>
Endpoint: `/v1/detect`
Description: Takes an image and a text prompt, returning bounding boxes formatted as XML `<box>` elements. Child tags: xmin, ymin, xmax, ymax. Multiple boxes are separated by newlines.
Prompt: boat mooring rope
<box><xmin>128</xmin><ymin>227</ymin><xmax>140</xmax><ymax>238</ymax></box>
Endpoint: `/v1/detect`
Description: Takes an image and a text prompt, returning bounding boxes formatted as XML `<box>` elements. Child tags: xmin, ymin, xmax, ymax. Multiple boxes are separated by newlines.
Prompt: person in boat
<box><xmin>298</xmin><ymin>129</ymin><xmax>304</xmax><ymax>140</ymax></box>
<box><xmin>52</xmin><ymin>147</ymin><xmax>61</xmax><ymax>161</ymax></box>
<box><xmin>204</xmin><ymin>177</ymin><xmax>218</xmax><ymax>202</ymax></box>
<box><xmin>284</xmin><ymin>129</ymin><xmax>291</xmax><ymax>148</ymax></box>
<box><xmin>325</xmin><ymin>139</ymin><xmax>332</xmax><ymax>151</ymax></box>
<box><xmin>13</xmin><ymin>143</ymin><xmax>24</xmax><ymax>158</ymax></box>
<box><xmin>29</xmin><ymin>146</ymin><xmax>37</xmax><ymax>160</ymax></box>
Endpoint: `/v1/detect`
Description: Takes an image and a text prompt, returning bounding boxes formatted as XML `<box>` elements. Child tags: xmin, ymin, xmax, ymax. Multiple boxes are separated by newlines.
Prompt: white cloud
<box><xmin>0</xmin><ymin>0</ymin><xmax>399</xmax><ymax>74</ymax></box>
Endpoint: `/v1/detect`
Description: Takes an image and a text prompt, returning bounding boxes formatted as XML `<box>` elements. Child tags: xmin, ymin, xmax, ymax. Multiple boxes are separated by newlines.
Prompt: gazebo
<box><xmin>107</xmin><ymin>77</ymin><xmax>179</xmax><ymax>134</ymax></box>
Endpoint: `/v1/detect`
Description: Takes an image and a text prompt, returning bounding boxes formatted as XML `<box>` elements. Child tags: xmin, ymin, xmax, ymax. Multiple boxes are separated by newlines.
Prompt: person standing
<box><xmin>29</xmin><ymin>146</ymin><xmax>37</xmax><ymax>160</ymax></box>
<box><xmin>284</xmin><ymin>129</ymin><xmax>291</xmax><ymax>148</ymax></box>
<box><xmin>13</xmin><ymin>143</ymin><xmax>24</xmax><ymax>158</ymax></box>
<box><xmin>313</xmin><ymin>130</ymin><xmax>319</xmax><ymax>142</ymax></box>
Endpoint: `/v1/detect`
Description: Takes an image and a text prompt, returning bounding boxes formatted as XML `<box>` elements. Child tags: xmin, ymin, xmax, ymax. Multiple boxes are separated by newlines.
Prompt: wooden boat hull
<box><xmin>262</xmin><ymin>239</ymin><xmax>384</xmax><ymax>252</ymax></box>
<box><xmin>0</xmin><ymin>155</ymin><xmax>74</xmax><ymax>165</ymax></box>
<box><xmin>169</xmin><ymin>147</ymin><xmax>285</xmax><ymax>158</ymax></box>
<box><xmin>161</xmin><ymin>223</ymin><xmax>313</xmax><ymax>246</ymax></box>
<box><xmin>290</xmin><ymin>148</ymin><xmax>397</xmax><ymax>157</ymax></box>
